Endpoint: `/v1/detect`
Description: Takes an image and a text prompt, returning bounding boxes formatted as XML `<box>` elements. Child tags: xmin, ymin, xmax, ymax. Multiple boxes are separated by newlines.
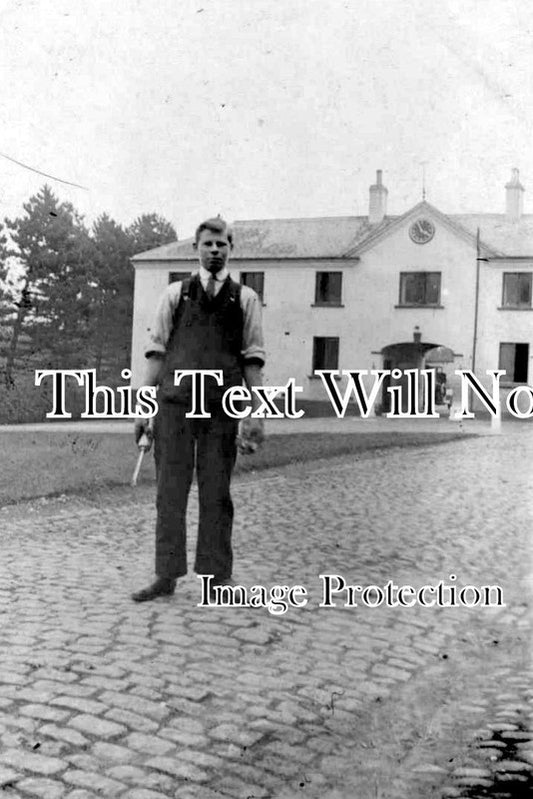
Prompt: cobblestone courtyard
<box><xmin>0</xmin><ymin>429</ymin><xmax>532</xmax><ymax>798</ymax></box>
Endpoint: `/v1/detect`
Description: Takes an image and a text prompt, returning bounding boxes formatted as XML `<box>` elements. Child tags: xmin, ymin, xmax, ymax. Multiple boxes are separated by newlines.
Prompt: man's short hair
<box><xmin>194</xmin><ymin>217</ymin><xmax>233</xmax><ymax>247</ymax></box>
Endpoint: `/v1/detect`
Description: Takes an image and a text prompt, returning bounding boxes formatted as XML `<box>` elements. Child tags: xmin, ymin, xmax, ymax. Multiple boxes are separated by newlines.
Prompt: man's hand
<box><xmin>241</xmin><ymin>363</ymin><xmax>265</xmax><ymax>454</ymax></box>
<box><xmin>237</xmin><ymin>417</ymin><xmax>265</xmax><ymax>455</ymax></box>
<box><xmin>134</xmin><ymin>418</ymin><xmax>153</xmax><ymax>451</ymax></box>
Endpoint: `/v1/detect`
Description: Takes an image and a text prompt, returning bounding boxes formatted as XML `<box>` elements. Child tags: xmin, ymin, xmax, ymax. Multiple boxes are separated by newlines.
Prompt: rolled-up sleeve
<box><xmin>144</xmin><ymin>283</ymin><xmax>182</xmax><ymax>358</ymax></box>
<box><xmin>240</xmin><ymin>285</ymin><xmax>266</xmax><ymax>367</ymax></box>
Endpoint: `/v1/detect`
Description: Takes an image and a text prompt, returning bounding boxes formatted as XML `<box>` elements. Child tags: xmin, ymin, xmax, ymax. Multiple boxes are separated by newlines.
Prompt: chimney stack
<box><xmin>505</xmin><ymin>168</ymin><xmax>524</xmax><ymax>222</ymax></box>
<box><xmin>368</xmin><ymin>169</ymin><xmax>388</xmax><ymax>225</ymax></box>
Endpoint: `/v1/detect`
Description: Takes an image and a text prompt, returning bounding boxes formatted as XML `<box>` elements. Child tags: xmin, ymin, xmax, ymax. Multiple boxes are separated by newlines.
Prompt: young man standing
<box><xmin>132</xmin><ymin>217</ymin><xmax>265</xmax><ymax>602</ymax></box>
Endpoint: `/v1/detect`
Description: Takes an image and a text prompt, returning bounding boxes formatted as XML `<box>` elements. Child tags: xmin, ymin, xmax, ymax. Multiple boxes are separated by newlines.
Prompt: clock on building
<box><xmin>409</xmin><ymin>218</ymin><xmax>435</xmax><ymax>244</ymax></box>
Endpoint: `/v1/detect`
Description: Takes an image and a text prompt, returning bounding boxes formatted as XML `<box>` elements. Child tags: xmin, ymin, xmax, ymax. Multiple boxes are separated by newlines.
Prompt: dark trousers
<box><xmin>154</xmin><ymin>402</ymin><xmax>239</xmax><ymax>580</ymax></box>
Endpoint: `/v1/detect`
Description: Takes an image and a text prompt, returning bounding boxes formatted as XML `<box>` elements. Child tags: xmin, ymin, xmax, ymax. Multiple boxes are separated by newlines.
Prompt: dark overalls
<box><xmin>154</xmin><ymin>274</ymin><xmax>244</xmax><ymax>581</ymax></box>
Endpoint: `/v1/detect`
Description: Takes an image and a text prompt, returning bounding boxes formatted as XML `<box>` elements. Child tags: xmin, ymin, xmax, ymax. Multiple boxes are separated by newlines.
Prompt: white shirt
<box><xmin>144</xmin><ymin>269</ymin><xmax>266</xmax><ymax>366</ymax></box>
<box><xmin>199</xmin><ymin>265</ymin><xmax>228</xmax><ymax>296</ymax></box>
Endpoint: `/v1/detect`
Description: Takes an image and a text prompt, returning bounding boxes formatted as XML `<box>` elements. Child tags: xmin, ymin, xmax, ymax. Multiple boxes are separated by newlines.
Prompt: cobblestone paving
<box><xmin>439</xmin><ymin>662</ymin><xmax>533</xmax><ymax>797</ymax></box>
<box><xmin>0</xmin><ymin>431</ymin><xmax>532</xmax><ymax>798</ymax></box>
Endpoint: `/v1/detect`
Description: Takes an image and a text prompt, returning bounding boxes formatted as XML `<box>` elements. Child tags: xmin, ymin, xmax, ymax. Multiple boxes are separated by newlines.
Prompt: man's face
<box><xmin>195</xmin><ymin>227</ymin><xmax>232</xmax><ymax>275</ymax></box>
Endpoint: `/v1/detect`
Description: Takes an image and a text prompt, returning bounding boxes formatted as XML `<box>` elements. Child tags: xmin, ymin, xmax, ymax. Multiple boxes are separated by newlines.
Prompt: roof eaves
<box><xmin>487</xmin><ymin>255</ymin><xmax>533</xmax><ymax>261</ymax></box>
<box><xmin>131</xmin><ymin>236</ymin><xmax>194</xmax><ymax>261</ymax></box>
<box><xmin>232</xmin><ymin>214</ymin><xmax>365</xmax><ymax>224</ymax></box>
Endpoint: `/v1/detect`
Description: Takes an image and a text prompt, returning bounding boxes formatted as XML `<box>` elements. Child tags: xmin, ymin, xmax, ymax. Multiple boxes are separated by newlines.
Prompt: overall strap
<box><xmin>172</xmin><ymin>275</ymin><xmax>197</xmax><ymax>325</ymax></box>
<box><xmin>179</xmin><ymin>276</ymin><xmax>193</xmax><ymax>301</ymax></box>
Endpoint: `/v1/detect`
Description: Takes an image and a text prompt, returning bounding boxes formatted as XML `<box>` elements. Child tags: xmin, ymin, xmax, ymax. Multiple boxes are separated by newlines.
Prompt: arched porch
<box><xmin>379</xmin><ymin>328</ymin><xmax>457</xmax><ymax>412</ymax></box>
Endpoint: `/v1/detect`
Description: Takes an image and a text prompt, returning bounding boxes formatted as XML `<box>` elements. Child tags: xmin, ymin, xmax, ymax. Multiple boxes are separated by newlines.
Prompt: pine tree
<box><xmin>3</xmin><ymin>185</ymin><xmax>91</xmax><ymax>381</ymax></box>
<box><xmin>127</xmin><ymin>213</ymin><xmax>177</xmax><ymax>255</ymax></box>
<box><xmin>0</xmin><ymin>222</ymin><xmax>12</xmax><ymax>383</ymax></box>
<box><xmin>2</xmin><ymin>188</ymin><xmax>178</xmax><ymax>387</ymax></box>
<box><xmin>89</xmin><ymin>214</ymin><xmax>134</xmax><ymax>376</ymax></box>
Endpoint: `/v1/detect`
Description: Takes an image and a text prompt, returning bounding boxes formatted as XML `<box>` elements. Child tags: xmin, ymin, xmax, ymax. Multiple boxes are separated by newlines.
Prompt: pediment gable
<box><xmin>343</xmin><ymin>201</ymin><xmax>500</xmax><ymax>259</ymax></box>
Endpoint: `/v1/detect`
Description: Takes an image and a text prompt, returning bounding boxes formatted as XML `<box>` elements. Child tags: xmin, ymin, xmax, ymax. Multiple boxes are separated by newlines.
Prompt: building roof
<box><xmin>131</xmin><ymin>216</ymin><xmax>374</xmax><ymax>262</ymax></box>
<box><xmin>131</xmin><ymin>209</ymin><xmax>533</xmax><ymax>263</ymax></box>
<box><xmin>452</xmin><ymin>214</ymin><xmax>533</xmax><ymax>257</ymax></box>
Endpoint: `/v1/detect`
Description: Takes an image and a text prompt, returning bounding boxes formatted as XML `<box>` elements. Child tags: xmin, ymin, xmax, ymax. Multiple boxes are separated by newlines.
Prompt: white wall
<box><xmin>252</xmin><ymin>218</ymin><xmax>481</xmax><ymax>401</ymax></box>
<box><xmin>130</xmin><ymin>262</ymin><xmax>194</xmax><ymax>385</ymax></box>
<box><xmin>476</xmin><ymin>260</ymin><xmax>533</xmax><ymax>376</ymax></box>
<box><xmin>472</xmin><ymin>259</ymin><xmax>533</xmax><ymax>414</ymax></box>
<box><xmin>130</xmin><ymin>220</ymin><xmax>533</xmax><ymax>410</ymax></box>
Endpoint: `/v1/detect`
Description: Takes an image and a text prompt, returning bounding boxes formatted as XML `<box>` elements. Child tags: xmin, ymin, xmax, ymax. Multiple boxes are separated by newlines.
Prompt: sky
<box><xmin>1</xmin><ymin>0</ymin><xmax>532</xmax><ymax>238</ymax></box>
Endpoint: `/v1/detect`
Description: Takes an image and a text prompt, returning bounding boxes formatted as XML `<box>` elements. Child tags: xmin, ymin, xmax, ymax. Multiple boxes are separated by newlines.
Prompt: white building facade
<box><xmin>131</xmin><ymin>170</ymin><xmax>533</xmax><ymax>414</ymax></box>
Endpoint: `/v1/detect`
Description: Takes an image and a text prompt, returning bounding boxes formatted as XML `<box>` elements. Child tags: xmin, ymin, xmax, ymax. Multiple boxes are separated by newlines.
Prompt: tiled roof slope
<box><xmin>131</xmin><ymin>217</ymin><xmax>381</xmax><ymax>261</ymax></box>
<box><xmin>131</xmin><ymin>213</ymin><xmax>533</xmax><ymax>262</ymax></box>
<box><xmin>452</xmin><ymin>214</ymin><xmax>533</xmax><ymax>256</ymax></box>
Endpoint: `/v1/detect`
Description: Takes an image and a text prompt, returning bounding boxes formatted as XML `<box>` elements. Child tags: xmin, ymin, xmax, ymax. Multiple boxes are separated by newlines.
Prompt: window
<box><xmin>399</xmin><ymin>272</ymin><xmax>441</xmax><ymax>306</ymax></box>
<box><xmin>168</xmin><ymin>271</ymin><xmax>191</xmax><ymax>284</ymax></box>
<box><xmin>312</xmin><ymin>337</ymin><xmax>339</xmax><ymax>370</ymax></box>
<box><xmin>315</xmin><ymin>272</ymin><xmax>342</xmax><ymax>305</ymax></box>
<box><xmin>240</xmin><ymin>272</ymin><xmax>264</xmax><ymax>302</ymax></box>
<box><xmin>499</xmin><ymin>343</ymin><xmax>529</xmax><ymax>383</ymax></box>
<box><xmin>502</xmin><ymin>273</ymin><xmax>532</xmax><ymax>308</ymax></box>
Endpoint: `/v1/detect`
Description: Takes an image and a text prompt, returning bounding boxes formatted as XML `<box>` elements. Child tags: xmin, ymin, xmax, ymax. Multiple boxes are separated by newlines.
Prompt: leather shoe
<box><xmin>131</xmin><ymin>577</ymin><xmax>176</xmax><ymax>602</ymax></box>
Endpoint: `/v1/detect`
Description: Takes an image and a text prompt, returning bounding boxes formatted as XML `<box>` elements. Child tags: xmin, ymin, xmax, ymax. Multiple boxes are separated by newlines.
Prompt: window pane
<box><xmin>313</xmin><ymin>337</ymin><xmax>339</xmax><ymax>370</ymax></box>
<box><xmin>403</xmin><ymin>274</ymin><xmax>424</xmax><ymax>304</ymax></box>
<box><xmin>315</xmin><ymin>272</ymin><xmax>342</xmax><ymax>304</ymax></box>
<box><xmin>503</xmin><ymin>273</ymin><xmax>532</xmax><ymax>306</ymax></box>
<box><xmin>316</xmin><ymin>273</ymin><xmax>328</xmax><ymax>303</ymax></box>
<box><xmin>240</xmin><ymin>272</ymin><xmax>264</xmax><ymax>301</ymax></box>
<box><xmin>499</xmin><ymin>343</ymin><xmax>515</xmax><ymax>378</ymax></box>
<box><xmin>329</xmin><ymin>273</ymin><xmax>342</xmax><ymax>303</ymax></box>
<box><xmin>400</xmin><ymin>272</ymin><xmax>440</xmax><ymax>305</ymax></box>
<box><xmin>168</xmin><ymin>271</ymin><xmax>190</xmax><ymax>284</ymax></box>
<box><xmin>500</xmin><ymin>342</ymin><xmax>529</xmax><ymax>382</ymax></box>
<box><xmin>519</xmin><ymin>274</ymin><xmax>532</xmax><ymax>305</ymax></box>
<box><xmin>325</xmin><ymin>337</ymin><xmax>339</xmax><ymax>367</ymax></box>
<box><xmin>503</xmin><ymin>274</ymin><xmax>519</xmax><ymax>305</ymax></box>
<box><xmin>426</xmin><ymin>273</ymin><xmax>441</xmax><ymax>304</ymax></box>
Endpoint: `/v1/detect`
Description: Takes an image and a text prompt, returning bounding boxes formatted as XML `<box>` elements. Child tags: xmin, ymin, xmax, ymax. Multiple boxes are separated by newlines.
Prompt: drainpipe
<box><xmin>471</xmin><ymin>228</ymin><xmax>481</xmax><ymax>374</ymax></box>
<box><xmin>472</xmin><ymin>229</ymin><xmax>500</xmax><ymax>431</ymax></box>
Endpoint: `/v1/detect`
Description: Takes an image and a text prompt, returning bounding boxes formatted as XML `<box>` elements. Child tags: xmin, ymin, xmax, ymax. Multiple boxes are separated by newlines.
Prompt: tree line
<box><xmin>0</xmin><ymin>185</ymin><xmax>176</xmax><ymax>389</ymax></box>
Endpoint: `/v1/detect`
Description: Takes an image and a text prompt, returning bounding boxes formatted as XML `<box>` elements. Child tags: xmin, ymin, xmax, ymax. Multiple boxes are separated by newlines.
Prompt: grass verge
<box><xmin>0</xmin><ymin>429</ymin><xmax>472</xmax><ymax>506</ymax></box>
